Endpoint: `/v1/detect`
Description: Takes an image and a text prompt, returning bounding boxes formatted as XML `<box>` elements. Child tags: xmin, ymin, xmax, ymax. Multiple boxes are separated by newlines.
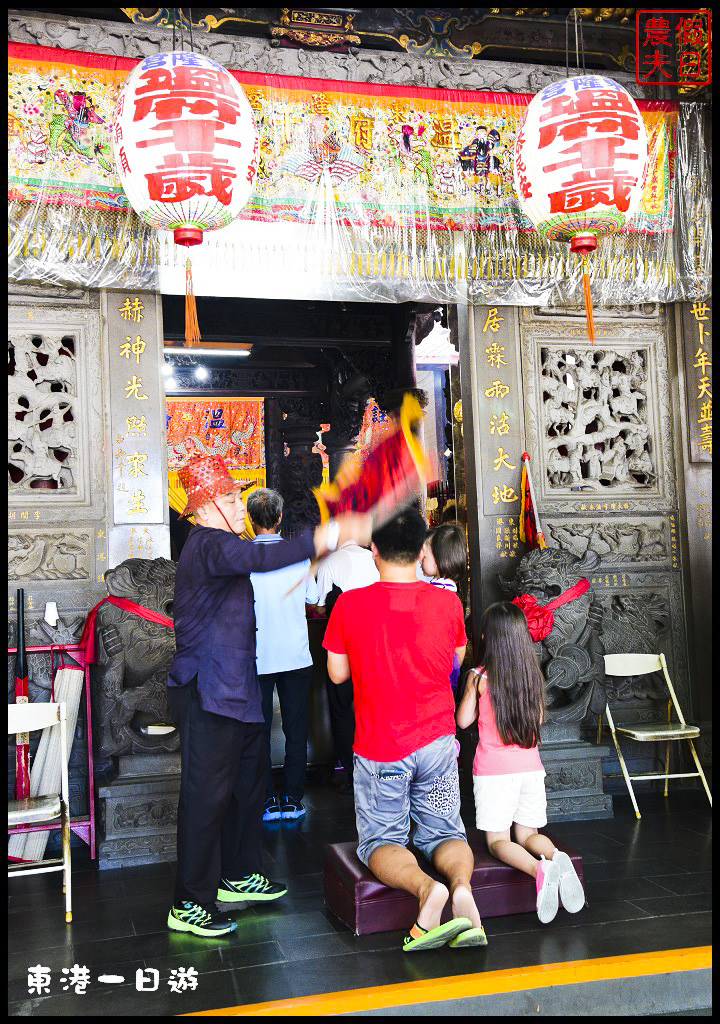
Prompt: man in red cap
<box><xmin>166</xmin><ymin>454</ymin><xmax>371</xmax><ymax>938</ymax></box>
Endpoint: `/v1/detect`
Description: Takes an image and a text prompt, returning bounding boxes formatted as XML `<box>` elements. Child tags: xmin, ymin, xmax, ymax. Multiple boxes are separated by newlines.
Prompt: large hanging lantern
<box><xmin>514</xmin><ymin>75</ymin><xmax>649</xmax><ymax>340</ymax></box>
<box><xmin>113</xmin><ymin>51</ymin><xmax>259</xmax><ymax>344</ymax></box>
<box><xmin>113</xmin><ymin>51</ymin><xmax>259</xmax><ymax>246</ymax></box>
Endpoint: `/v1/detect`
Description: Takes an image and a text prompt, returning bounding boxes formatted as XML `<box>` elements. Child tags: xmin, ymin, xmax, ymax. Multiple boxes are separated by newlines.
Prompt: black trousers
<box><xmin>325</xmin><ymin>676</ymin><xmax>355</xmax><ymax>780</ymax></box>
<box><xmin>259</xmin><ymin>666</ymin><xmax>313</xmax><ymax>801</ymax></box>
<box><xmin>168</xmin><ymin>679</ymin><xmax>267</xmax><ymax>906</ymax></box>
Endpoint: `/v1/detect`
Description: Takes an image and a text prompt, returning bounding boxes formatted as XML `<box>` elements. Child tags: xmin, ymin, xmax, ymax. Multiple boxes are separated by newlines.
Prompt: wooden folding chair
<box><xmin>8</xmin><ymin>701</ymin><xmax>73</xmax><ymax>923</ymax></box>
<box><xmin>601</xmin><ymin>653</ymin><xmax>712</xmax><ymax>820</ymax></box>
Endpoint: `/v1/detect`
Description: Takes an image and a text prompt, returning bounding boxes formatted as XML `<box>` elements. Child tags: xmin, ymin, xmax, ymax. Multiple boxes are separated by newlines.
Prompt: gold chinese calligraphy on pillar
<box><xmin>104</xmin><ymin>291</ymin><xmax>166</xmax><ymax>536</ymax></box>
<box><xmin>683</xmin><ymin>300</ymin><xmax>712</xmax><ymax>463</ymax></box>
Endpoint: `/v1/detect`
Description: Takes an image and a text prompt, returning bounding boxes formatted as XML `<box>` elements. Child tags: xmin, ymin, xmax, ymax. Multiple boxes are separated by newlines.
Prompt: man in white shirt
<box><xmin>316</xmin><ymin>541</ymin><xmax>380</xmax><ymax>788</ymax></box>
<box><xmin>315</xmin><ymin>540</ymin><xmax>380</xmax><ymax>610</ymax></box>
<box><xmin>248</xmin><ymin>489</ymin><xmax>319</xmax><ymax>822</ymax></box>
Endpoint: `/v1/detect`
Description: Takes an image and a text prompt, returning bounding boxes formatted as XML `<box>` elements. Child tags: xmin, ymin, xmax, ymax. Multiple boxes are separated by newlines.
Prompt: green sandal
<box><xmin>448</xmin><ymin>925</ymin><xmax>488</xmax><ymax>948</ymax></box>
<box><xmin>402</xmin><ymin>916</ymin><xmax>472</xmax><ymax>952</ymax></box>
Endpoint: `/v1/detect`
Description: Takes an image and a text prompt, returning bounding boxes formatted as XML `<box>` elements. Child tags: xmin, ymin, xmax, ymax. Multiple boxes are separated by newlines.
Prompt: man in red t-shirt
<box><xmin>323</xmin><ymin>509</ymin><xmax>487</xmax><ymax>951</ymax></box>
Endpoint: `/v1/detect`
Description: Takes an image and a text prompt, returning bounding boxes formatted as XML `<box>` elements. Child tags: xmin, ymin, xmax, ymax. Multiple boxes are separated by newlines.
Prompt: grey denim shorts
<box><xmin>353</xmin><ymin>734</ymin><xmax>466</xmax><ymax>867</ymax></box>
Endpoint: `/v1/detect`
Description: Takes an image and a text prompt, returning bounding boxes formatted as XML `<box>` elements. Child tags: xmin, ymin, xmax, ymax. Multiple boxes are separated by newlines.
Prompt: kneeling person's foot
<box><xmin>217</xmin><ymin>873</ymin><xmax>287</xmax><ymax>903</ymax></box>
<box><xmin>280</xmin><ymin>795</ymin><xmax>306</xmax><ymax>820</ymax></box>
<box><xmin>167</xmin><ymin>901</ymin><xmax>236</xmax><ymax>937</ymax></box>
<box><xmin>552</xmin><ymin>849</ymin><xmax>586</xmax><ymax>914</ymax></box>
<box><xmin>536</xmin><ymin>856</ymin><xmax>561</xmax><ymax>924</ymax></box>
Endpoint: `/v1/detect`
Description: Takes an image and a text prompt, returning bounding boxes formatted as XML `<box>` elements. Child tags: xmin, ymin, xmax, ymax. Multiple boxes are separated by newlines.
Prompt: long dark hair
<box><xmin>427</xmin><ymin>524</ymin><xmax>467</xmax><ymax>590</ymax></box>
<box><xmin>474</xmin><ymin>601</ymin><xmax>545</xmax><ymax>748</ymax></box>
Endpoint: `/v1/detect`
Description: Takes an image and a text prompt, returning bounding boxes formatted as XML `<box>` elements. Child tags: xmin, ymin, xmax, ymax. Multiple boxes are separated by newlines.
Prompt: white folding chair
<box><xmin>601</xmin><ymin>653</ymin><xmax>712</xmax><ymax>820</ymax></box>
<box><xmin>8</xmin><ymin>701</ymin><xmax>73</xmax><ymax>923</ymax></box>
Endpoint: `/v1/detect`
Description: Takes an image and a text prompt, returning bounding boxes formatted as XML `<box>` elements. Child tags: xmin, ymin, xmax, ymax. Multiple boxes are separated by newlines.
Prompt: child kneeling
<box><xmin>456</xmin><ymin>601</ymin><xmax>585</xmax><ymax>924</ymax></box>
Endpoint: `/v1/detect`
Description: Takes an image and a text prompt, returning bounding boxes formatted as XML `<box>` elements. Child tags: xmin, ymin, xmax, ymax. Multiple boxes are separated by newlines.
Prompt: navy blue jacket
<box><xmin>168</xmin><ymin>525</ymin><xmax>316</xmax><ymax>721</ymax></box>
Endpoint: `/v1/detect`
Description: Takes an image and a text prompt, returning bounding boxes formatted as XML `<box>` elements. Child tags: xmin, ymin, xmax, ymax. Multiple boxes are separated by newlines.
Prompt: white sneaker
<box><xmin>535</xmin><ymin>855</ymin><xmax>560</xmax><ymax>924</ymax></box>
<box><xmin>552</xmin><ymin>850</ymin><xmax>586</xmax><ymax>914</ymax></box>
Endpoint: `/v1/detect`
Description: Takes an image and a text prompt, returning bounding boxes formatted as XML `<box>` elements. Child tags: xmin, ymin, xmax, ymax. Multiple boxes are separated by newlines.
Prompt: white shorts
<box><xmin>473</xmin><ymin>770</ymin><xmax>547</xmax><ymax>833</ymax></box>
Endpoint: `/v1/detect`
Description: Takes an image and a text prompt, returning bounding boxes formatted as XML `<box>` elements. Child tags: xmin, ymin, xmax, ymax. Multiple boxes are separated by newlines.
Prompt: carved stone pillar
<box><xmin>322</xmin><ymin>360</ymin><xmax>373</xmax><ymax>479</ymax></box>
<box><xmin>277</xmin><ymin>399</ymin><xmax>325</xmax><ymax>536</ymax></box>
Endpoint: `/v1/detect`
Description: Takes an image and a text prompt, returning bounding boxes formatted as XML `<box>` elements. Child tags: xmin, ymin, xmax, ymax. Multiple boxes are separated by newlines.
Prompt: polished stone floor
<box><xmin>8</xmin><ymin>779</ymin><xmax>712</xmax><ymax>1016</ymax></box>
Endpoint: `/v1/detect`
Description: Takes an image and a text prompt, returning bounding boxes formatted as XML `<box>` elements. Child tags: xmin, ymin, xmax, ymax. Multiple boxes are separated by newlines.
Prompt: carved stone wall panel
<box><xmin>544</xmin><ymin>516</ymin><xmax>671</xmax><ymax>570</ymax></box>
<box><xmin>9</xmin><ymin>529</ymin><xmax>93</xmax><ymax>581</ymax></box>
<box><xmin>8</xmin><ymin>283</ymin><xmax>94</xmax><ymax>307</ymax></box>
<box><xmin>9</xmin><ymin>330</ymin><xmax>80</xmax><ymax>494</ymax></box>
<box><xmin>520</xmin><ymin>313</ymin><xmax>677</xmax><ymax>515</ymax></box>
<box><xmin>112</xmin><ymin>798</ymin><xmax>177</xmax><ymax>834</ymax></box>
<box><xmin>7</xmin><ymin>11</ymin><xmax>646</xmax><ymax>97</ymax></box>
<box><xmin>584</xmin><ymin>575</ymin><xmax>691</xmax><ymax>721</ymax></box>
<box><xmin>532</xmin><ymin>304</ymin><xmax>662</xmax><ymax>321</ymax></box>
<box><xmin>8</xmin><ymin>305</ymin><xmax>106</xmax><ymax>522</ymax></box>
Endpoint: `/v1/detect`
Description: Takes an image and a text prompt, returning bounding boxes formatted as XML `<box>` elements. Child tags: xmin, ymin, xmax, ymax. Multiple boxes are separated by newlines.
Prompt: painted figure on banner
<box><xmin>281</xmin><ymin>111</ymin><xmax>365</xmax><ymax>185</ymax></box>
<box><xmin>51</xmin><ymin>88</ymin><xmax>113</xmax><ymax>171</ymax></box>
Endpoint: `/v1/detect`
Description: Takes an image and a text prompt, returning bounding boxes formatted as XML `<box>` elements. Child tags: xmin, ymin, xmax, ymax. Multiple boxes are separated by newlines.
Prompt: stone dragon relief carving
<box><xmin>93</xmin><ymin>559</ymin><xmax>178</xmax><ymax>758</ymax></box>
<box><xmin>542</xmin><ymin>347</ymin><xmax>656</xmax><ymax>491</ymax></box>
<box><xmin>595</xmin><ymin>591</ymin><xmax>671</xmax><ymax>703</ymax></box>
<box><xmin>498</xmin><ymin>547</ymin><xmax>606</xmax><ymax>727</ymax></box>
<box><xmin>8</xmin><ymin>332</ymin><xmax>78</xmax><ymax>492</ymax></box>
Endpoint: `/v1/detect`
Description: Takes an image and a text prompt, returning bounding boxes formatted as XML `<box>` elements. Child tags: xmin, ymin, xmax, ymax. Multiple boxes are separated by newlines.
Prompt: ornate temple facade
<box><xmin>8</xmin><ymin>9</ymin><xmax>711</xmax><ymax>846</ymax></box>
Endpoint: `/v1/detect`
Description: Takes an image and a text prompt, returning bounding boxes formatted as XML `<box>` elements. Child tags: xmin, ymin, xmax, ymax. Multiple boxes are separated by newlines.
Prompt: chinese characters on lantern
<box><xmin>515</xmin><ymin>76</ymin><xmax>648</xmax><ymax>244</ymax></box>
<box><xmin>133</xmin><ymin>55</ymin><xmax>248</xmax><ymax>206</ymax></box>
<box><xmin>539</xmin><ymin>81</ymin><xmax>642</xmax><ymax>216</ymax></box>
<box><xmin>636</xmin><ymin>10</ymin><xmax>711</xmax><ymax>87</ymax></box>
<box><xmin>113</xmin><ymin>51</ymin><xmax>259</xmax><ymax>239</ymax></box>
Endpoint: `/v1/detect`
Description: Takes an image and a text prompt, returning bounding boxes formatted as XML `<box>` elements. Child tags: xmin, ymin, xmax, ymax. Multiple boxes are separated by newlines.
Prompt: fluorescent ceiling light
<box><xmin>163</xmin><ymin>346</ymin><xmax>251</xmax><ymax>357</ymax></box>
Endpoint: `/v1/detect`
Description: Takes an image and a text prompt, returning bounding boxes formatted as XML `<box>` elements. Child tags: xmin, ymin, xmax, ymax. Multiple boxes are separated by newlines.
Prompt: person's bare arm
<box><xmin>327</xmin><ymin>651</ymin><xmax>351</xmax><ymax>684</ymax></box>
<box><xmin>313</xmin><ymin>513</ymin><xmax>373</xmax><ymax>557</ymax></box>
<box><xmin>455</xmin><ymin>669</ymin><xmax>480</xmax><ymax>730</ymax></box>
<box><xmin>454</xmin><ymin>644</ymin><xmax>466</xmax><ymax>664</ymax></box>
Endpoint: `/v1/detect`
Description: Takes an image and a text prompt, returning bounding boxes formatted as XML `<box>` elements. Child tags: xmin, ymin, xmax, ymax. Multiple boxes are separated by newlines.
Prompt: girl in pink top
<box><xmin>456</xmin><ymin>601</ymin><xmax>585</xmax><ymax>924</ymax></box>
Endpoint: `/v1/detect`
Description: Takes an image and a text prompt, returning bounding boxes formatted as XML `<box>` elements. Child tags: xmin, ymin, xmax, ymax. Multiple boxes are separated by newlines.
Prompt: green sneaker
<box><xmin>167</xmin><ymin>901</ymin><xmax>237</xmax><ymax>937</ymax></box>
<box><xmin>217</xmin><ymin>873</ymin><xmax>287</xmax><ymax>903</ymax></box>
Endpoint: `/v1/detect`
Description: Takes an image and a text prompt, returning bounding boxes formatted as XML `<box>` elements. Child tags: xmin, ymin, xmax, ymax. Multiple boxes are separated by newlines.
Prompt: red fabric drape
<box><xmin>80</xmin><ymin>597</ymin><xmax>174</xmax><ymax>664</ymax></box>
<box><xmin>512</xmin><ymin>578</ymin><xmax>591</xmax><ymax>642</ymax></box>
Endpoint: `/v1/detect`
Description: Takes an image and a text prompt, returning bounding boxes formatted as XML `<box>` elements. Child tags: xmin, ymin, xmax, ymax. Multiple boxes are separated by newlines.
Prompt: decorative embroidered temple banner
<box><xmin>166</xmin><ymin>397</ymin><xmax>265</xmax><ymax>471</ymax></box>
<box><xmin>7</xmin><ymin>42</ymin><xmax>710</xmax><ymax>304</ymax></box>
<box><xmin>165</xmin><ymin>397</ymin><xmax>265</xmax><ymax>519</ymax></box>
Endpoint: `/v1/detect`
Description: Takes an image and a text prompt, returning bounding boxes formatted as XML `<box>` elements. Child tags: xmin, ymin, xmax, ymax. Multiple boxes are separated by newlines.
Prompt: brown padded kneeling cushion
<box><xmin>323</xmin><ymin>827</ymin><xmax>584</xmax><ymax>935</ymax></box>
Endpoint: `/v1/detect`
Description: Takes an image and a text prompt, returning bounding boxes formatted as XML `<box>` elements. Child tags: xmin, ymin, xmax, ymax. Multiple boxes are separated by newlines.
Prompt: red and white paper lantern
<box><xmin>514</xmin><ymin>75</ymin><xmax>649</xmax><ymax>256</ymax></box>
<box><xmin>112</xmin><ymin>51</ymin><xmax>259</xmax><ymax>247</ymax></box>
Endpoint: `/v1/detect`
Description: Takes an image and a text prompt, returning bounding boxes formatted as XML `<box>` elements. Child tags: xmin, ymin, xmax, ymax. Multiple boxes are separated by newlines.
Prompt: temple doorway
<box><xmin>160</xmin><ymin>294</ymin><xmax>474</xmax><ymax>772</ymax></box>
